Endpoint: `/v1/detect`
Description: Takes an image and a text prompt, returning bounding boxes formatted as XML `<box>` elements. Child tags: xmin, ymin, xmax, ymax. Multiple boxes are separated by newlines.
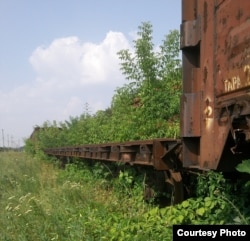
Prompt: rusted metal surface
<box><xmin>181</xmin><ymin>92</ymin><xmax>201</xmax><ymax>137</ymax></box>
<box><xmin>45</xmin><ymin>138</ymin><xmax>181</xmax><ymax>171</ymax></box>
<box><xmin>216</xmin><ymin>0</ymin><xmax>250</xmax><ymax>109</ymax></box>
<box><xmin>181</xmin><ymin>0</ymin><xmax>250</xmax><ymax>170</ymax></box>
<box><xmin>180</xmin><ymin>16</ymin><xmax>201</xmax><ymax>49</ymax></box>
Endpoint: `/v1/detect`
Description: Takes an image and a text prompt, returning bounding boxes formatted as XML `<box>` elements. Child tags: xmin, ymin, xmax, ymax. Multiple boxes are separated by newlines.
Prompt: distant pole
<box><xmin>11</xmin><ymin>135</ymin><xmax>13</xmax><ymax>148</ymax></box>
<box><xmin>2</xmin><ymin>129</ymin><xmax>4</xmax><ymax>147</ymax></box>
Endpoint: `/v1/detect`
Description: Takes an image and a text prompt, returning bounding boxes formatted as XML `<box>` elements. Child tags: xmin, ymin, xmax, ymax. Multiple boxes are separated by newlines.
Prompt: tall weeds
<box><xmin>0</xmin><ymin>152</ymin><xmax>172</xmax><ymax>241</ymax></box>
<box><xmin>1</xmin><ymin>152</ymin><xmax>249</xmax><ymax>240</ymax></box>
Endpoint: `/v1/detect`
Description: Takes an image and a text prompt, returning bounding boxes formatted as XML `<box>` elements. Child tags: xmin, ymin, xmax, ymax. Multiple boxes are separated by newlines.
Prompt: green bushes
<box><xmin>24</xmin><ymin>23</ymin><xmax>182</xmax><ymax>153</ymax></box>
<box><xmin>165</xmin><ymin>170</ymin><xmax>250</xmax><ymax>225</ymax></box>
<box><xmin>0</xmin><ymin>152</ymin><xmax>172</xmax><ymax>240</ymax></box>
<box><xmin>1</xmin><ymin>152</ymin><xmax>250</xmax><ymax>241</ymax></box>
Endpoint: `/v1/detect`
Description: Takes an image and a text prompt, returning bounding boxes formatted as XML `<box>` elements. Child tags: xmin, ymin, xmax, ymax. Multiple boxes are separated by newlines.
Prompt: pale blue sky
<box><xmin>0</xmin><ymin>0</ymin><xmax>181</xmax><ymax>146</ymax></box>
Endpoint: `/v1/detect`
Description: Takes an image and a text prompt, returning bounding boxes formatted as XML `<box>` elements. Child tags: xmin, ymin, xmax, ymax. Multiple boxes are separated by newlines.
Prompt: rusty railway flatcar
<box><xmin>45</xmin><ymin>0</ymin><xmax>250</xmax><ymax>203</ymax></box>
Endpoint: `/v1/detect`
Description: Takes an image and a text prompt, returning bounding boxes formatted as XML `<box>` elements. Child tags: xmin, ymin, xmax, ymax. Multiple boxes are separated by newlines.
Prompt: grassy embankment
<box><xmin>0</xmin><ymin>151</ymin><xmax>172</xmax><ymax>241</ymax></box>
<box><xmin>2</xmin><ymin>151</ymin><xmax>248</xmax><ymax>240</ymax></box>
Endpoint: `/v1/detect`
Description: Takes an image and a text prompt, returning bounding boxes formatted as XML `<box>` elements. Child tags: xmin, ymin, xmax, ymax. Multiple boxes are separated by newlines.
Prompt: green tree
<box><xmin>26</xmin><ymin>22</ymin><xmax>182</xmax><ymax>153</ymax></box>
<box><xmin>118</xmin><ymin>22</ymin><xmax>158</xmax><ymax>85</ymax></box>
<box><xmin>111</xmin><ymin>22</ymin><xmax>181</xmax><ymax>140</ymax></box>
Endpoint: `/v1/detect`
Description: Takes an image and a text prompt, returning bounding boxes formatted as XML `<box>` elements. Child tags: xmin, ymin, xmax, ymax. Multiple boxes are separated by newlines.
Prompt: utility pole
<box><xmin>2</xmin><ymin>129</ymin><xmax>4</xmax><ymax>148</ymax></box>
<box><xmin>11</xmin><ymin>135</ymin><xmax>13</xmax><ymax>148</ymax></box>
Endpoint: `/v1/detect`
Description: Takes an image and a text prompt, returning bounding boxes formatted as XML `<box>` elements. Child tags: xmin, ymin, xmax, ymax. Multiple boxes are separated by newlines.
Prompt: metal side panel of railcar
<box><xmin>181</xmin><ymin>0</ymin><xmax>250</xmax><ymax>171</ymax></box>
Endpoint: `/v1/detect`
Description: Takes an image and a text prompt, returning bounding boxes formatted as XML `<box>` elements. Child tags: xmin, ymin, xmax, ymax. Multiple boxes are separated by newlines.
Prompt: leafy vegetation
<box><xmin>1</xmin><ymin>152</ymin><xmax>250</xmax><ymax>240</ymax></box>
<box><xmin>0</xmin><ymin>151</ymin><xmax>173</xmax><ymax>240</ymax></box>
<box><xmin>25</xmin><ymin>22</ymin><xmax>181</xmax><ymax>151</ymax></box>
<box><xmin>236</xmin><ymin>159</ymin><xmax>250</xmax><ymax>175</ymax></box>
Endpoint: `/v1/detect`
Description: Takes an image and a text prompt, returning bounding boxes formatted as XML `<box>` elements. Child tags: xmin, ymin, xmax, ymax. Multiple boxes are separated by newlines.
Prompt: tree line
<box><xmin>25</xmin><ymin>22</ymin><xmax>182</xmax><ymax>154</ymax></box>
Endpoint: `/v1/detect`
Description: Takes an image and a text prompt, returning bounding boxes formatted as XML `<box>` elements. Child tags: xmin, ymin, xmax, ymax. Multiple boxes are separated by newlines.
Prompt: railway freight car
<box><xmin>45</xmin><ymin>0</ymin><xmax>250</xmax><ymax>204</ymax></box>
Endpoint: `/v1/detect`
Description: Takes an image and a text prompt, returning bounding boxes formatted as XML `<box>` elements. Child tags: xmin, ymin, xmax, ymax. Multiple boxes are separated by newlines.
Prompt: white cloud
<box><xmin>0</xmin><ymin>31</ymin><xmax>132</xmax><ymax>145</ymax></box>
<box><xmin>62</xmin><ymin>96</ymin><xmax>83</xmax><ymax>117</ymax></box>
<box><xmin>29</xmin><ymin>31</ymin><xmax>130</xmax><ymax>87</ymax></box>
<box><xmin>28</xmin><ymin>30</ymin><xmax>131</xmax><ymax>113</ymax></box>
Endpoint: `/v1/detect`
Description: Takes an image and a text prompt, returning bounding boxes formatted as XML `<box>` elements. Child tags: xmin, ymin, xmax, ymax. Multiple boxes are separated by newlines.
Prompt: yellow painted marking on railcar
<box><xmin>224</xmin><ymin>76</ymin><xmax>241</xmax><ymax>92</ymax></box>
<box><xmin>244</xmin><ymin>64</ymin><xmax>250</xmax><ymax>84</ymax></box>
<box><xmin>223</xmin><ymin>65</ymin><xmax>250</xmax><ymax>92</ymax></box>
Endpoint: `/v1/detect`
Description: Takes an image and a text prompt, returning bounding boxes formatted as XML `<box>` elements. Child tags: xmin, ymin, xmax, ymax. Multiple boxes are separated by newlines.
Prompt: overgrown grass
<box><xmin>1</xmin><ymin>152</ymin><xmax>249</xmax><ymax>241</ymax></box>
<box><xmin>0</xmin><ymin>152</ymin><xmax>173</xmax><ymax>241</ymax></box>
